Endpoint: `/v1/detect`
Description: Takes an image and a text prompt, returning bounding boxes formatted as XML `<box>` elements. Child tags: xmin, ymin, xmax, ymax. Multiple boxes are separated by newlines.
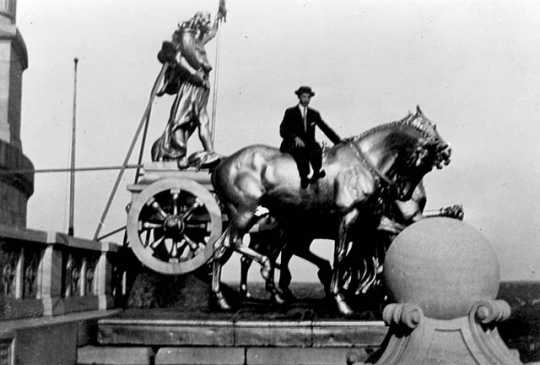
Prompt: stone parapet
<box><xmin>0</xmin><ymin>224</ymin><xmax>128</xmax><ymax>320</ymax></box>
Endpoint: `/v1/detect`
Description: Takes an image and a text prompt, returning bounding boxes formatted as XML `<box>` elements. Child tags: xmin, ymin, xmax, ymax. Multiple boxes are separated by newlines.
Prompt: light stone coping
<box><xmin>234</xmin><ymin>320</ymin><xmax>313</xmax><ymax>327</ymax></box>
<box><xmin>0</xmin><ymin>222</ymin><xmax>120</xmax><ymax>252</ymax></box>
<box><xmin>0</xmin><ymin>309</ymin><xmax>122</xmax><ymax>335</ymax></box>
<box><xmin>311</xmin><ymin>320</ymin><xmax>386</xmax><ymax>327</ymax></box>
<box><xmin>99</xmin><ymin>318</ymin><xmax>386</xmax><ymax>328</ymax></box>
<box><xmin>100</xmin><ymin>318</ymin><xmax>234</xmax><ymax>326</ymax></box>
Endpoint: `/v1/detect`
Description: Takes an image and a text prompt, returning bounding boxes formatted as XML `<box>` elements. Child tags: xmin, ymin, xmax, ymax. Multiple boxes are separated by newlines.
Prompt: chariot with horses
<box><xmin>107</xmin><ymin>1</ymin><xmax>463</xmax><ymax>315</ymax></box>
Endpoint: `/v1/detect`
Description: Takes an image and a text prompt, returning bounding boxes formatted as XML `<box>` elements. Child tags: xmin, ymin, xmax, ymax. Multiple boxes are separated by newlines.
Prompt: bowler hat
<box><xmin>294</xmin><ymin>86</ymin><xmax>315</xmax><ymax>97</ymax></box>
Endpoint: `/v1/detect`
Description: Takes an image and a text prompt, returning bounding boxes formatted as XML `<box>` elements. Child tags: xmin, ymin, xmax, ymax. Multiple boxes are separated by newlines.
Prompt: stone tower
<box><xmin>0</xmin><ymin>0</ymin><xmax>34</xmax><ymax>226</ymax></box>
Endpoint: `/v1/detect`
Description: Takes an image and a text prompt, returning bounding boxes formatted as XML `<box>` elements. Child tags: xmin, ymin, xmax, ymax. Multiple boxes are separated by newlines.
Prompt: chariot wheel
<box><xmin>127</xmin><ymin>178</ymin><xmax>222</xmax><ymax>275</ymax></box>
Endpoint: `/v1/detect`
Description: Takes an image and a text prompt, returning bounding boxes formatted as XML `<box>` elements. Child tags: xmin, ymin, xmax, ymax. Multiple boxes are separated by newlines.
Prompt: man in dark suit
<box><xmin>280</xmin><ymin>86</ymin><xmax>341</xmax><ymax>188</ymax></box>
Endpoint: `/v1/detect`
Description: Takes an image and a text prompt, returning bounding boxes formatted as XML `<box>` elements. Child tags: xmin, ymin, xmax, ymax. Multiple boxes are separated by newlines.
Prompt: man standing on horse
<box><xmin>279</xmin><ymin>86</ymin><xmax>341</xmax><ymax>188</ymax></box>
<box><xmin>151</xmin><ymin>1</ymin><xmax>226</xmax><ymax>168</ymax></box>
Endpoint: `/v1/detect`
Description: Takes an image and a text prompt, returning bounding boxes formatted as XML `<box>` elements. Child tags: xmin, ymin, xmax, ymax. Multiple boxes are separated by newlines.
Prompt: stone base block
<box><xmin>246</xmin><ymin>347</ymin><xmax>370</xmax><ymax>365</ymax></box>
<box><xmin>77</xmin><ymin>346</ymin><xmax>154</xmax><ymax>365</ymax></box>
<box><xmin>155</xmin><ymin>347</ymin><xmax>244</xmax><ymax>365</ymax></box>
<box><xmin>234</xmin><ymin>320</ymin><xmax>312</xmax><ymax>347</ymax></box>
<box><xmin>98</xmin><ymin>317</ymin><xmax>387</xmax><ymax>348</ymax></box>
<box><xmin>98</xmin><ymin>319</ymin><xmax>235</xmax><ymax>346</ymax></box>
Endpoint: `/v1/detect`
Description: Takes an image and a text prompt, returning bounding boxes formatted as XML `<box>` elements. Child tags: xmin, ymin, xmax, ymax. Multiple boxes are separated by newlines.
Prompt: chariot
<box><xmin>126</xmin><ymin>162</ymin><xmax>224</xmax><ymax>275</ymax></box>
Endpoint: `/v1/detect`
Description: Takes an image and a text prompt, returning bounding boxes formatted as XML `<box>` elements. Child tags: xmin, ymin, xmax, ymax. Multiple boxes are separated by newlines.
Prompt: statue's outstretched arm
<box><xmin>203</xmin><ymin>0</ymin><xmax>227</xmax><ymax>44</ymax></box>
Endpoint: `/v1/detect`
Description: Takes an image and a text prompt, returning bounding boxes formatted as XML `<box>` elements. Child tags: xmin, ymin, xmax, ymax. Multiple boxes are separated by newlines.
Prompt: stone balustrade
<box><xmin>0</xmin><ymin>224</ymin><xmax>127</xmax><ymax>320</ymax></box>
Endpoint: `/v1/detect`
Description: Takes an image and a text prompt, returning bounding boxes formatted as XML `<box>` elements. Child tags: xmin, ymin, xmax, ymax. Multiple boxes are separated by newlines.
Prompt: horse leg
<box><xmin>260</xmin><ymin>229</ymin><xmax>285</xmax><ymax>305</ymax></box>
<box><xmin>278</xmin><ymin>242</ymin><xmax>295</xmax><ymax>300</ymax></box>
<box><xmin>212</xmin><ymin>246</ymin><xmax>232</xmax><ymax>310</ymax></box>
<box><xmin>234</xmin><ymin>234</ymin><xmax>285</xmax><ymax>304</ymax></box>
<box><xmin>294</xmin><ymin>247</ymin><xmax>332</xmax><ymax>297</ymax></box>
<box><xmin>211</xmin><ymin>226</ymin><xmax>234</xmax><ymax>310</ymax></box>
<box><xmin>239</xmin><ymin>255</ymin><xmax>253</xmax><ymax>299</ymax></box>
<box><xmin>230</xmin><ymin>209</ymin><xmax>272</xmax><ymax>279</ymax></box>
<box><xmin>331</xmin><ymin>209</ymin><xmax>359</xmax><ymax>316</ymax></box>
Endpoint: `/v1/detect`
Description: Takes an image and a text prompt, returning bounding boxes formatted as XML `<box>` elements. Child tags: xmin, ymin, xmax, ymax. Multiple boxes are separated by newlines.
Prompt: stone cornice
<box><xmin>0</xmin><ymin>139</ymin><xmax>34</xmax><ymax>197</ymax></box>
<box><xmin>0</xmin><ymin>23</ymin><xmax>27</xmax><ymax>69</ymax></box>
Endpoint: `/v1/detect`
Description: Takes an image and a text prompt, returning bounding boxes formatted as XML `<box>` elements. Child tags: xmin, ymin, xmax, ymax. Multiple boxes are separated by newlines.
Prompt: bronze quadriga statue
<box><xmin>126</xmin><ymin>104</ymin><xmax>453</xmax><ymax>315</ymax></box>
<box><xmin>210</xmin><ymin>106</ymin><xmax>452</xmax><ymax>315</ymax></box>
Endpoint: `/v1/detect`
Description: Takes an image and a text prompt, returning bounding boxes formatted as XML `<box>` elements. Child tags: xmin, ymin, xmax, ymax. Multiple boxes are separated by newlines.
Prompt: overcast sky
<box><xmin>17</xmin><ymin>0</ymin><xmax>540</xmax><ymax>282</ymax></box>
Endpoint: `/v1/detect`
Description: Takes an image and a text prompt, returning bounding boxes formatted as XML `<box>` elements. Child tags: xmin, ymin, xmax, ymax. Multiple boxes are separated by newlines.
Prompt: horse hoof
<box><xmin>272</xmin><ymin>292</ymin><xmax>286</xmax><ymax>305</ymax></box>
<box><xmin>215</xmin><ymin>293</ymin><xmax>232</xmax><ymax>311</ymax></box>
<box><xmin>240</xmin><ymin>290</ymin><xmax>252</xmax><ymax>299</ymax></box>
<box><xmin>335</xmin><ymin>294</ymin><xmax>354</xmax><ymax>316</ymax></box>
<box><xmin>260</xmin><ymin>258</ymin><xmax>272</xmax><ymax>280</ymax></box>
<box><xmin>239</xmin><ymin>285</ymin><xmax>252</xmax><ymax>299</ymax></box>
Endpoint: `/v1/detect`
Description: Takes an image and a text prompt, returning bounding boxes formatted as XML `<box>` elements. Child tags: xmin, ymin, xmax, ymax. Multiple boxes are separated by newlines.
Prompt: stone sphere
<box><xmin>384</xmin><ymin>217</ymin><xmax>500</xmax><ymax>319</ymax></box>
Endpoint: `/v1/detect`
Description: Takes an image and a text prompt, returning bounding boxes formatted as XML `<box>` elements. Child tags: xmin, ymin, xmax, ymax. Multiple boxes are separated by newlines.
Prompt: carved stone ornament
<box><xmin>351</xmin><ymin>218</ymin><xmax>523</xmax><ymax>364</ymax></box>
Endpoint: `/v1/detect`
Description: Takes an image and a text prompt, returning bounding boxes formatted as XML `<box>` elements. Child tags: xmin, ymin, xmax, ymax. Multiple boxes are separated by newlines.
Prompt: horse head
<box><xmin>391</xmin><ymin>106</ymin><xmax>451</xmax><ymax>200</ymax></box>
<box><xmin>407</xmin><ymin>105</ymin><xmax>452</xmax><ymax>170</ymax></box>
<box><xmin>352</xmin><ymin>106</ymin><xmax>451</xmax><ymax>201</ymax></box>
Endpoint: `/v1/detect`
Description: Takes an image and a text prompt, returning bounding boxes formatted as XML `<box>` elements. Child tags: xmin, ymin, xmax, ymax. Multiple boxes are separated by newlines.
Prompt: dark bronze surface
<box><xmin>151</xmin><ymin>3</ymin><xmax>226</xmax><ymax>168</ymax></box>
<box><xmin>210</xmin><ymin>107</ymin><xmax>452</xmax><ymax>315</ymax></box>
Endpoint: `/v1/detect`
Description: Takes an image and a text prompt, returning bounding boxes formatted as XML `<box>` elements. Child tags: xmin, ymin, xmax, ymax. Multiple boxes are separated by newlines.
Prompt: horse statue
<box><xmin>338</xmin><ymin>183</ymin><xmax>463</xmax><ymax>298</ymax></box>
<box><xmin>210</xmin><ymin>106</ymin><xmax>452</xmax><ymax>315</ymax></box>
<box><xmin>238</xmin><ymin>181</ymin><xmax>464</xmax><ymax>301</ymax></box>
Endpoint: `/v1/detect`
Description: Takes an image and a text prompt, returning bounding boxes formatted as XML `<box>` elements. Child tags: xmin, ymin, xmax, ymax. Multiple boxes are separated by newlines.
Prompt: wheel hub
<box><xmin>164</xmin><ymin>215</ymin><xmax>184</xmax><ymax>235</ymax></box>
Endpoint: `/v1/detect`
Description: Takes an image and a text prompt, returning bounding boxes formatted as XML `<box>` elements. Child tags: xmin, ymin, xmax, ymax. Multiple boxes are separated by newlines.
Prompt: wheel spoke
<box><xmin>141</xmin><ymin>222</ymin><xmax>161</xmax><ymax>230</ymax></box>
<box><xmin>171</xmin><ymin>189</ymin><xmax>180</xmax><ymax>216</ymax></box>
<box><xmin>176</xmin><ymin>238</ymin><xmax>187</xmax><ymax>255</ymax></box>
<box><xmin>169</xmin><ymin>238</ymin><xmax>178</xmax><ymax>257</ymax></box>
<box><xmin>185</xmin><ymin>222</ymin><xmax>208</xmax><ymax>230</ymax></box>
<box><xmin>147</xmin><ymin>198</ymin><xmax>168</xmax><ymax>219</ymax></box>
<box><xmin>183</xmin><ymin>201</ymin><xmax>202</xmax><ymax>221</ymax></box>
<box><xmin>178</xmin><ymin>239</ymin><xmax>191</xmax><ymax>260</ymax></box>
<box><xmin>144</xmin><ymin>229</ymin><xmax>151</xmax><ymax>247</ymax></box>
<box><xmin>149</xmin><ymin>236</ymin><xmax>164</xmax><ymax>249</ymax></box>
<box><xmin>183</xmin><ymin>234</ymin><xmax>200</xmax><ymax>251</ymax></box>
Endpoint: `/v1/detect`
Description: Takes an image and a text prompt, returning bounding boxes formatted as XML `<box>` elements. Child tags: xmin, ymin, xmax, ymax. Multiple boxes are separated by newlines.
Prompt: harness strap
<box><xmin>347</xmin><ymin>141</ymin><xmax>395</xmax><ymax>197</ymax></box>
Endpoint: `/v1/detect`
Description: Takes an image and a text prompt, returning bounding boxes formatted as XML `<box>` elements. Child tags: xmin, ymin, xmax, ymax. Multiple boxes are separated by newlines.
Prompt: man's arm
<box><xmin>314</xmin><ymin>112</ymin><xmax>342</xmax><ymax>144</ymax></box>
<box><xmin>279</xmin><ymin>109</ymin><xmax>294</xmax><ymax>139</ymax></box>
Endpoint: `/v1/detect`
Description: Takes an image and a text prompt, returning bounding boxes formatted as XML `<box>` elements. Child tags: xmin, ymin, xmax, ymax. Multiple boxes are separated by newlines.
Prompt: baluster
<box><xmin>14</xmin><ymin>246</ymin><xmax>23</xmax><ymax>299</ymax></box>
<box><xmin>96</xmin><ymin>247</ymin><xmax>113</xmax><ymax>310</ymax></box>
<box><xmin>80</xmin><ymin>258</ymin><xmax>87</xmax><ymax>296</ymax></box>
<box><xmin>38</xmin><ymin>244</ymin><xmax>63</xmax><ymax>315</ymax></box>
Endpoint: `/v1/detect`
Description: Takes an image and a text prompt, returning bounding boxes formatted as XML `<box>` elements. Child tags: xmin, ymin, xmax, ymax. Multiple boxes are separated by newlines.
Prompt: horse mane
<box><xmin>342</xmin><ymin>111</ymin><xmax>420</xmax><ymax>145</ymax></box>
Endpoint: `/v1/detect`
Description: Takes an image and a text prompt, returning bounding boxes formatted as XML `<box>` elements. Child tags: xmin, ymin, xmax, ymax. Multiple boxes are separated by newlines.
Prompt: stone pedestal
<box><xmin>127</xmin><ymin>267</ymin><xmax>214</xmax><ymax>310</ymax></box>
<box><xmin>357</xmin><ymin>218</ymin><xmax>524</xmax><ymax>364</ymax></box>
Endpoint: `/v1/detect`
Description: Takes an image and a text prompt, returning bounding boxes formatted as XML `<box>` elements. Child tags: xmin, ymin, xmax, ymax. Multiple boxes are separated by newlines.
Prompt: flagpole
<box><xmin>68</xmin><ymin>57</ymin><xmax>78</xmax><ymax>236</ymax></box>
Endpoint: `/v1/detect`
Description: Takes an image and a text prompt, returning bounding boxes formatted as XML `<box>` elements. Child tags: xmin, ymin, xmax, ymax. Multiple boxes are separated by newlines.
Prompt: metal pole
<box><xmin>93</xmin><ymin>64</ymin><xmax>168</xmax><ymax>240</ymax></box>
<box><xmin>0</xmin><ymin>164</ymin><xmax>142</xmax><ymax>175</ymax></box>
<box><xmin>210</xmin><ymin>30</ymin><xmax>220</xmax><ymax>145</ymax></box>
<box><xmin>134</xmin><ymin>100</ymin><xmax>153</xmax><ymax>184</ymax></box>
<box><xmin>68</xmin><ymin>58</ymin><xmax>79</xmax><ymax>236</ymax></box>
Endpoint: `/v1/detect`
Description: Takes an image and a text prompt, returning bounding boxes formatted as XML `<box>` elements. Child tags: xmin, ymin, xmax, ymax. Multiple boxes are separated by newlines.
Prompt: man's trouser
<box><xmin>289</xmin><ymin>142</ymin><xmax>322</xmax><ymax>180</ymax></box>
